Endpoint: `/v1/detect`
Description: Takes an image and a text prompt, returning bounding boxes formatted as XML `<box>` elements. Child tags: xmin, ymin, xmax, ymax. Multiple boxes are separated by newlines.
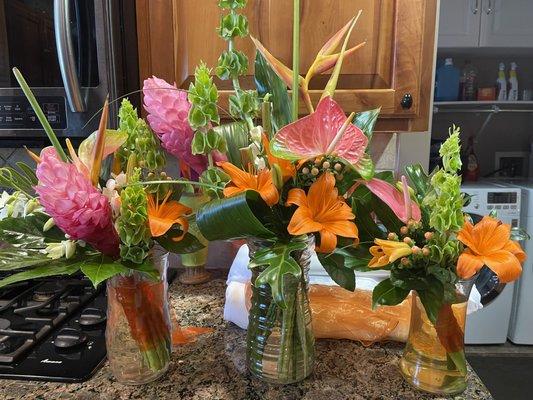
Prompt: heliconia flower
<box><xmin>457</xmin><ymin>216</ymin><xmax>525</xmax><ymax>282</ymax></box>
<box><xmin>35</xmin><ymin>147</ymin><xmax>120</xmax><ymax>257</ymax></box>
<box><xmin>218</xmin><ymin>162</ymin><xmax>279</xmax><ymax>207</ymax></box>
<box><xmin>365</xmin><ymin>178</ymin><xmax>422</xmax><ymax>223</ymax></box>
<box><xmin>271</xmin><ymin>96</ymin><xmax>368</xmax><ymax>165</ymax></box>
<box><xmin>143</xmin><ymin>76</ymin><xmax>208</xmax><ymax>176</ymax></box>
<box><xmin>147</xmin><ymin>192</ymin><xmax>191</xmax><ymax>241</ymax></box>
<box><xmin>286</xmin><ymin>172</ymin><xmax>358</xmax><ymax>253</ymax></box>
<box><xmin>368</xmin><ymin>239</ymin><xmax>412</xmax><ymax>268</ymax></box>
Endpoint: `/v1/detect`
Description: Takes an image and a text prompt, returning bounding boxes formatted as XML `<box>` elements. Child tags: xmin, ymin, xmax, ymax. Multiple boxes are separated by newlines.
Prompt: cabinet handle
<box><xmin>471</xmin><ymin>0</ymin><xmax>479</xmax><ymax>14</ymax></box>
<box><xmin>486</xmin><ymin>0</ymin><xmax>493</xmax><ymax>14</ymax></box>
<box><xmin>400</xmin><ymin>93</ymin><xmax>413</xmax><ymax>110</ymax></box>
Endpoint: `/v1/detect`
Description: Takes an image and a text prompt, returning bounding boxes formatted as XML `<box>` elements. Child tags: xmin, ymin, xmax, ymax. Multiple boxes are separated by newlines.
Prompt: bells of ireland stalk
<box><xmin>35</xmin><ymin>147</ymin><xmax>120</xmax><ymax>257</ymax></box>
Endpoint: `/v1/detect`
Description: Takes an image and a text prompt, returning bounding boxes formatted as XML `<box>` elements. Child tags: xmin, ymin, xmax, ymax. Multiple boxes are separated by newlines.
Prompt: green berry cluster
<box><xmin>116</xmin><ymin>169</ymin><xmax>151</xmax><ymax>264</ymax></box>
<box><xmin>297</xmin><ymin>156</ymin><xmax>346</xmax><ymax>186</ymax></box>
<box><xmin>116</xmin><ymin>99</ymin><xmax>166</xmax><ymax>173</ymax></box>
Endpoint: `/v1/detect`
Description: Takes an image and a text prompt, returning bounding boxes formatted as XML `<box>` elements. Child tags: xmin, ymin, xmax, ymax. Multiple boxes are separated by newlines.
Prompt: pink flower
<box><xmin>142</xmin><ymin>76</ymin><xmax>208</xmax><ymax>176</ymax></box>
<box><xmin>35</xmin><ymin>147</ymin><xmax>120</xmax><ymax>257</ymax></box>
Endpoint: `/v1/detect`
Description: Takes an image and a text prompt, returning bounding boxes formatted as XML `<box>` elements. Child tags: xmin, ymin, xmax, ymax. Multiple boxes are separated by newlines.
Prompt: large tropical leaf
<box><xmin>155</xmin><ymin>231</ymin><xmax>205</xmax><ymax>254</ymax></box>
<box><xmin>0</xmin><ymin>258</ymin><xmax>84</xmax><ymax>288</ymax></box>
<box><xmin>317</xmin><ymin>252</ymin><xmax>355</xmax><ymax>291</ymax></box>
<box><xmin>372</xmin><ymin>278</ymin><xmax>410</xmax><ymax>309</ymax></box>
<box><xmin>81</xmin><ymin>256</ymin><xmax>129</xmax><ymax>287</ymax></box>
<box><xmin>0</xmin><ymin>248</ymin><xmax>50</xmax><ymax>271</ymax></box>
<box><xmin>352</xmin><ymin>108</ymin><xmax>381</xmax><ymax>142</ymax></box>
<box><xmin>0</xmin><ymin>212</ymin><xmax>65</xmax><ymax>247</ymax></box>
<box><xmin>351</xmin><ymin>185</ymin><xmax>385</xmax><ymax>243</ymax></box>
<box><xmin>254</xmin><ymin>52</ymin><xmax>292</xmax><ymax>132</ymax></box>
<box><xmin>249</xmin><ymin>238</ymin><xmax>308</xmax><ymax>307</ymax></box>
<box><xmin>196</xmin><ymin>191</ymin><xmax>276</xmax><ymax>241</ymax></box>
<box><xmin>213</xmin><ymin>122</ymin><xmax>249</xmax><ymax>168</ymax></box>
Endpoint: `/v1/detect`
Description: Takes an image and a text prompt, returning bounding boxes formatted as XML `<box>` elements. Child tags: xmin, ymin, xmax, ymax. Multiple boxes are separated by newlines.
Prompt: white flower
<box><xmin>0</xmin><ymin>191</ymin><xmax>29</xmax><ymax>220</ymax></box>
<box><xmin>249</xmin><ymin>125</ymin><xmax>264</xmax><ymax>145</ymax></box>
<box><xmin>45</xmin><ymin>240</ymin><xmax>77</xmax><ymax>259</ymax></box>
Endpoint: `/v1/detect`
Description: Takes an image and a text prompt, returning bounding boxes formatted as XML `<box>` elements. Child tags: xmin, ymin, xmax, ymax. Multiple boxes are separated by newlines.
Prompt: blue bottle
<box><xmin>435</xmin><ymin>58</ymin><xmax>460</xmax><ymax>101</ymax></box>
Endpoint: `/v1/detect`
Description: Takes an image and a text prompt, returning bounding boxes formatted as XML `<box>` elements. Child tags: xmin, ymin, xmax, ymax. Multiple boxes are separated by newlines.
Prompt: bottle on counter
<box><xmin>508</xmin><ymin>62</ymin><xmax>519</xmax><ymax>101</ymax></box>
<box><xmin>460</xmin><ymin>61</ymin><xmax>478</xmax><ymax>101</ymax></box>
<box><xmin>496</xmin><ymin>62</ymin><xmax>507</xmax><ymax>101</ymax></box>
<box><xmin>435</xmin><ymin>58</ymin><xmax>460</xmax><ymax>102</ymax></box>
<box><xmin>463</xmin><ymin>136</ymin><xmax>479</xmax><ymax>182</ymax></box>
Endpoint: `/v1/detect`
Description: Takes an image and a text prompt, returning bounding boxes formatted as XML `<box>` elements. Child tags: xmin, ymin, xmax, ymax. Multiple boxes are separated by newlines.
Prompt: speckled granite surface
<box><xmin>0</xmin><ymin>278</ymin><xmax>493</xmax><ymax>400</ymax></box>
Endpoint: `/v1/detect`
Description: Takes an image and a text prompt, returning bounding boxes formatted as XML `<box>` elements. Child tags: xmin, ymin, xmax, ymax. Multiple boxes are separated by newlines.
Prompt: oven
<box><xmin>0</xmin><ymin>0</ymin><xmax>139</xmax><ymax>144</ymax></box>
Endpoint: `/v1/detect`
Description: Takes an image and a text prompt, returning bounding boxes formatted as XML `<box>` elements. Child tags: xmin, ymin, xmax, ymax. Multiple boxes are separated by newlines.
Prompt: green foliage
<box><xmin>317</xmin><ymin>252</ymin><xmax>356</xmax><ymax>291</ymax></box>
<box><xmin>372</xmin><ymin>278</ymin><xmax>410</xmax><ymax>309</ymax></box>
<box><xmin>155</xmin><ymin>231</ymin><xmax>205</xmax><ymax>254</ymax></box>
<box><xmin>199</xmin><ymin>167</ymin><xmax>230</xmax><ymax>199</ymax></box>
<box><xmin>188</xmin><ymin>64</ymin><xmax>220</xmax><ymax>130</ymax></box>
<box><xmin>229</xmin><ymin>89</ymin><xmax>260</xmax><ymax>120</ymax></box>
<box><xmin>191</xmin><ymin>129</ymin><xmax>227</xmax><ymax>156</ymax></box>
<box><xmin>216</xmin><ymin>50</ymin><xmax>248</xmax><ymax>80</ymax></box>
<box><xmin>218</xmin><ymin>0</ymin><xmax>246</xmax><ymax>9</ymax></box>
<box><xmin>116</xmin><ymin>99</ymin><xmax>166</xmax><ymax>172</ymax></box>
<box><xmin>218</xmin><ymin>13</ymin><xmax>249</xmax><ymax>39</ymax></box>
<box><xmin>213</xmin><ymin>122</ymin><xmax>250</xmax><ymax>167</ymax></box>
<box><xmin>0</xmin><ymin>162</ymin><xmax>38</xmax><ymax>196</ymax></box>
<box><xmin>353</xmin><ymin>153</ymin><xmax>375</xmax><ymax>181</ymax></box>
<box><xmin>254</xmin><ymin>52</ymin><xmax>292</xmax><ymax>133</ymax></box>
<box><xmin>352</xmin><ymin>108</ymin><xmax>381</xmax><ymax>142</ymax></box>
<box><xmin>249</xmin><ymin>238</ymin><xmax>307</xmax><ymax>307</ymax></box>
<box><xmin>440</xmin><ymin>125</ymin><xmax>462</xmax><ymax>173</ymax></box>
<box><xmin>116</xmin><ymin>169</ymin><xmax>151</xmax><ymax>263</ymax></box>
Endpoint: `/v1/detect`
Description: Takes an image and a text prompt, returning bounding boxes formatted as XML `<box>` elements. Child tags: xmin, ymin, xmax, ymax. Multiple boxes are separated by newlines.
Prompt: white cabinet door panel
<box><xmin>480</xmin><ymin>0</ymin><xmax>533</xmax><ymax>47</ymax></box>
<box><xmin>438</xmin><ymin>0</ymin><xmax>482</xmax><ymax>47</ymax></box>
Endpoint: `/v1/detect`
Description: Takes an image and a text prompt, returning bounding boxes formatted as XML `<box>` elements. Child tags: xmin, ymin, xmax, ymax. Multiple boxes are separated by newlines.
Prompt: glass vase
<box><xmin>106</xmin><ymin>253</ymin><xmax>172</xmax><ymax>384</ymax></box>
<box><xmin>246</xmin><ymin>236</ymin><xmax>315</xmax><ymax>384</ymax></box>
<box><xmin>399</xmin><ymin>278</ymin><xmax>475</xmax><ymax>395</ymax></box>
<box><xmin>178</xmin><ymin>192</ymin><xmax>211</xmax><ymax>284</ymax></box>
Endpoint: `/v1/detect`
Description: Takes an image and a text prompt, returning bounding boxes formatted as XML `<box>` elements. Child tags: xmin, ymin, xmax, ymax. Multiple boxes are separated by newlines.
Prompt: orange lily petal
<box><xmin>171</xmin><ymin>217</ymin><xmax>189</xmax><ymax>242</ymax></box>
<box><xmin>287</xmin><ymin>207</ymin><xmax>323</xmax><ymax>235</ymax></box>
<box><xmin>322</xmin><ymin>220</ymin><xmax>358</xmax><ymax>239</ymax></box>
<box><xmin>457</xmin><ymin>251</ymin><xmax>484</xmax><ymax>280</ymax></box>
<box><xmin>482</xmin><ymin>250</ymin><xmax>522</xmax><ymax>283</ymax></box>
<box><xmin>316</xmin><ymin>229</ymin><xmax>337</xmax><ymax>253</ymax></box>
<box><xmin>368</xmin><ymin>246</ymin><xmax>389</xmax><ymax>268</ymax></box>
<box><xmin>218</xmin><ymin>162</ymin><xmax>255</xmax><ymax>188</ymax></box>
<box><xmin>286</xmin><ymin>188</ymin><xmax>308</xmax><ymax>208</ymax></box>
<box><xmin>503</xmin><ymin>240</ymin><xmax>527</xmax><ymax>263</ymax></box>
<box><xmin>147</xmin><ymin>194</ymin><xmax>191</xmax><ymax>238</ymax></box>
<box><xmin>262</xmin><ymin>134</ymin><xmax>295</xmax><ymax>182</ymax></box>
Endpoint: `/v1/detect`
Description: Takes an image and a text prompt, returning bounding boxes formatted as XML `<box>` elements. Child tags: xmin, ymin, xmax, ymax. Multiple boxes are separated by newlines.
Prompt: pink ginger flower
<box><xmin>143</xmin><ymin>76</ymin><xmax>208</xmax><ymax>177</ymax></box>
<box><xmin>35</xmin><ymin>147</ymin><xmax>120</xmax><ymax>258</ymax></box>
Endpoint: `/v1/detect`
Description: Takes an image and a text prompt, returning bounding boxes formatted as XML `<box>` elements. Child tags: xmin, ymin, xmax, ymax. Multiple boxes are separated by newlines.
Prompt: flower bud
<box><xmin>403</xmin><ymin>237</ymin><xmax>412</xmax><ymax>244</ymax></box>
<box><xmin>335</xmin><ymin>174</ymin><xmax>344</xmax><ymax>181</ymax></box>
<box><xmin>250</xmin><ymin>126</ymin><xmax>264</xmax><ymax>145</ymax></box>
<box><xmin>322</xmin><ymin>161</ymin><xmax>331</xmax><ymax>169</ymax></box>
<box><xmin>311</xmin><ymin>167</ymin><xmax>319</xmax><ymax>176</ymax></box>
<box><xmin>422</xmin><ymin>247</ymin><xmax>430</xmax><ymax>256</ymax></box>
<box><xmin>24</xmin><ymin>199</ymin><xmax>39</xmax><ymax>216</ymax></box>
<box><xmin>387</xmin><ymin>232</ymin><xmax>398</xmax><ymax>241</ymax></box>
<box><xmin>45</xmin><ymin>242</ymin><xmax>65</xmax><ymax>260</ymax></box>
<box><xmin>302</xmin><ymin>167</ymin><xmax>310</xmax><ymax>175</ymax></box>
<box><xmin>43</xmin><ymin>217</ymin><xmax>56</xmax><ymax>232</ymax></box>
<box><xmin>411</xmin><ymin>246</ymin><xmax>421</xmax><ymax>255</ymax></box>
<box><xmin>271</xmin><ymin>163</ymin><xmax>284</xmax><ymax>192</ymax></box>
<box><xmin>401</xmin><ymin>257</ymin><xmax>410</xmax><ymax>266</ymax></box>
<box><xmin>65</xmin><ymin>241</ymin><xmax>76</xmax><ymax>259</ymax></box>
<box><xmin>424</xmin><ymin>231</ymin><xmax>434</xmax><ymax>240</ymax></box>
<box><xmin>400</xmin><ymin>226</ymin><xmax>409</xmax><ymax>235</ymax></box>
<box><xmin>334</xmin><ymin>163</ymin><xmax>343</xmax><ymax>172</ymax></box>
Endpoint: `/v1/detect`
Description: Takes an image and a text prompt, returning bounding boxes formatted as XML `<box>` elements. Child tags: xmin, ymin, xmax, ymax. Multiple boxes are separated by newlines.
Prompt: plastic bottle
<box><xmin>508</xmin><ymin>62</ymin><xmax>519</xmax><ymax>101</ymax></box>
<box><xmin>460</xmin><ymin>61</ymin><xmax>478</xmax><ymax>101</ymax></box>
<box><xmin>435</xmin><ymin>58</ymin><xmax>460</xmax><ymax>102</ymax></box>
<box><xmin>496</xmin><ymin>63</ymin><xmax>507</xmax><ymax>101</ymax></box>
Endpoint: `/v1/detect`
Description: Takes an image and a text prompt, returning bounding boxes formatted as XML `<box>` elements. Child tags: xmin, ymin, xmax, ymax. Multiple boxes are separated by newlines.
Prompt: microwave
<box><xmin>0</xmin><ymin>0</ymin><xmax>139</xmax><ymax>144</ymax></box>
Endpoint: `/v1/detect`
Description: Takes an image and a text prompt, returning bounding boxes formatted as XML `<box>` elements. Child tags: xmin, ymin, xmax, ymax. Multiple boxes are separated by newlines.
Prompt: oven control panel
<box><xmin>0</xmin><ymin>96</ymin><xmax>67</xmax><ymax>130</ymax></box>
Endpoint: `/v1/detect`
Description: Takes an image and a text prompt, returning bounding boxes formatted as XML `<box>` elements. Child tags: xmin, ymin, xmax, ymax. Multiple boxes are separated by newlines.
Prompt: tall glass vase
<box><xmin>106</xmin><ymin>253</ymin><xmax>172</xmax><ymax>384</ymax></box>
<box><xmin>399</xmin><ymin>277</ymin><xmax>475</xmax><ymax>395</ymax></box>
<box><xmin>179</xmin><ymin>192</ymin><xmax>211</xmax><ymax>284</ymax></box>
<box><xmin>246</xmin><ymin>236</ymin><xmax>315</xmax><ymax>384</ymax></box>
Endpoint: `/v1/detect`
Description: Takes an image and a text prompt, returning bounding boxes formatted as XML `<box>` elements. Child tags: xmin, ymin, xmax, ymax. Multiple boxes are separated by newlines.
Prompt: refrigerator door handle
<box><xmin>54</xmin><ymin>0</ymin><xmax>86</xmax><ymax>112</ymax></box>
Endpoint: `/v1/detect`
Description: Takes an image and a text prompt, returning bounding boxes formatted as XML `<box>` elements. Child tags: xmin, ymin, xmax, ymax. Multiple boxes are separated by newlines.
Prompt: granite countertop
<box><xmin>0</xmin><ymin>277</ymin><xmax>493</xmax><ymax>400</ymax></box>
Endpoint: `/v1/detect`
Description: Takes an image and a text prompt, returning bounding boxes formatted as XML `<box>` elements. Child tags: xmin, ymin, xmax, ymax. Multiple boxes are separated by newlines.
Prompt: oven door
<box><xmin>0</xmin><ymin>0</ymin><xmax>120</xmax><ymax>142</ymax></box>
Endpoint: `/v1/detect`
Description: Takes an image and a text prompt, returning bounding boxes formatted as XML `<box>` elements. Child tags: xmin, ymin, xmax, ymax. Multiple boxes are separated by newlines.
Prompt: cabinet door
<box><xmin>438</xmin><ymin>0</ymin><xmax>482</xmax><ymax>47</ymax></box>
<box><xmin>137</xmin><ymin>0</ymin><xmax>437</xmax><ymax>132</ymax></box>
<box><xmin>480</xmin><ymin>0</ymin><xmax>533</xmax><ymax>47</ymax></box>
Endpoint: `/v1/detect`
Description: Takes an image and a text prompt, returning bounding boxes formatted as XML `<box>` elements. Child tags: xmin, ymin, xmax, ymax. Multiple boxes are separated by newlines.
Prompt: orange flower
<box><xmin>286</xmin><ymin>172</ymin><xmax>358</xmax><ymax>253</ymax></box>
<box><xmin>262</xmin><ymin>134</ymin><xmax>296</xmax><ymax>182</ymax></box>
<box><xmin>368</xmin><ymin>239</ymin><xmax>412</xmax><ymax>268</ymax></box>
<box><xmin>218</xmin><ymin>162</ymin><xmax>279</xmax><ymax>206</ymax></box>
<box><xmin>457</xmin><ymin>216</ymin><xmax>526</xmax><ymax>282</ymax></box>
<box><xmin>147</xmin><ymin>192</ymin><xmax>191</xmax><ymax>241</ymax></box>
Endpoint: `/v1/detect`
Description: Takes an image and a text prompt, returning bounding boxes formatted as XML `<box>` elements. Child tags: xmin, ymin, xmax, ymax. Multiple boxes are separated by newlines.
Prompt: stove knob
<box><xmin>79</xmin><ymin>307</ymin><xmax>106</xmax><ymax>327</ymax></box>
<box><xmin>54</xmin><ymin>327</ymin><xmax>88</xmax><ymax>349</ymax></box>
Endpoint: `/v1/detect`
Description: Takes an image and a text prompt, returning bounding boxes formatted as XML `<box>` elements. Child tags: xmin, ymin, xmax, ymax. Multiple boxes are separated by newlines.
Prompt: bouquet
<box><xmin>0</xmin><ymin>70</ymin><xmax>207</xmax><ymax>381</ymax></box>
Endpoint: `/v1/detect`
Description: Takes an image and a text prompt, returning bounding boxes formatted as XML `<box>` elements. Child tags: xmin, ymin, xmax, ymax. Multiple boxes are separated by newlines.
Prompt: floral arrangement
<box><xmin>0</xmin><ymin>70</ymin><xmax>207</xmax><ymax>376</ymax></box>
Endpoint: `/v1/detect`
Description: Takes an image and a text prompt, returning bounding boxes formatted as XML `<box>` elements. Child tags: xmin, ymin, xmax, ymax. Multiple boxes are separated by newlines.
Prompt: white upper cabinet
<box><xmin>438</xmin><ymin>0</ymin><xmax>533</xmax><ymax>48</ymax></box>
<box><xmin>439</xmin><ymin>0</ymin><xmax>481</xmax><ymax>47</ymax></box>
<box><xmin>480</xmin><ymin>0</ymin><xmax>533</xmax><ymax>47</ymax></box>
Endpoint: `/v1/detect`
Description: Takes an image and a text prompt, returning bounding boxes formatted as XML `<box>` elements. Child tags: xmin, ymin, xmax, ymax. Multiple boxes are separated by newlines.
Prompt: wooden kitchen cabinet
<box><xmin>136</xmin><ymin>0</ymin><xmax>438</xmax><ymax>132</ymax></box>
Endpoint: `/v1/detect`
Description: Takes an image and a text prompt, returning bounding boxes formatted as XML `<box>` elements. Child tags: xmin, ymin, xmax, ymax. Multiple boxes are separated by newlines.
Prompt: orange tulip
<box><xmin>457</xmin><ymin>216</ymin><xmax>525</xmax><ymax>282</ymax></box>
<box><xmin>218</xmin><ymin>162</ymin><xmax>279</xmax><ymax>207</ymax></box>
<box><xmin>286</xmin><ymin>172</ymin><xmax>358</xmax><ymax>253</ymax></box>
<box><xmin>147</xmin><ymin>192</ymin><xmax>191</xmax><ymax>241</ymax></box>
<box><xmin>262</xmin><ymin>134</ymin><xmax>296</xmax><ymax>182</ymax></box>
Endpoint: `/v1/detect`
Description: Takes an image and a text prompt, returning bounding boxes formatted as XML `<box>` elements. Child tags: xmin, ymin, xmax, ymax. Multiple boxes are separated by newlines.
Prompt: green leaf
<box><xmin>417</xmin><ymin>277</ymin><xmax>445</xmax><ymax>325</ymax></box>
<box><xmin>249</xmin><ymin>239</ymin><xmax>308</xmax><ymax>307</ymax></box>
<box><xmin>351</xmin><ymin>185</ymin><xmax>384</xmax><ymax>243</ymax></box>
<box><xmin>0</xmin><ymin>212</ymin><xmax>65</xmax><ymax>246</ymax></box>
<box><xmin>155</xmin><ymin>231</ymin><xmax>205</xmax><ymax>254</ymax></box>
<box><xmin>352</xmin><ymin>108</ymin><xmax>381</xmax><ymax>142</ymax></box>
<box><xmin>255</xmin><ymin>52</ymin><xmax>292</xmax><ymax>132</ymax></box>
<box><xmin>317</xmin><ymin>252</ymin><xmax>355</xmax><ymax>291</ymax></box>
<box><xmin>372</xmin><ymin>278</ymin><xmax>410</xmax><ymax>309</ymax></box>
<box><xmin>81</xmin><ymin>257</ymin><xmax>129</xmax><ymax>287</ymax></box>
<box><xmin>405</xmin><ymin>163</ymin><xmax>430</xmax><ymax>202</ymax></box>
<box><xmin>0</xmin><ymin>258</ymin><xmax>83</xmax><ymax>288</ymax></box>
<box><xmin>196</xmin><ymin>191</ymin><xmax>276</xmax><ymax>241</ymax></box>
<box><xmin>353</xmin><ymin>153</ymin><xmax>375</xmax><ymax>181</ymax></box>
<box><xmin>213</xmin><ymin>122</ymin><xmax>250</xmax><ymax>168</ymax></box>
<box><xmin>15</xmin><ymin>162</ymin><xmax>38</xmax><ymax>185</ymax></box>
<box><xmin>447</xmin><ymin>351</ymin><xmax>467</xmax><ymax>376</ymax></box>
<box><xmin>0</xmin><ymin>248</ymin><xmax>51</xmax><ymax>271</ymax></box>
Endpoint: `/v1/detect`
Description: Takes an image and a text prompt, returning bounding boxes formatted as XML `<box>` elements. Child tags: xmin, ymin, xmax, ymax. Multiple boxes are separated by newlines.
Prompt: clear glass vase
<box><xmin>178</xmin><ymin>192</ymin><xmax>211</xmax><ymax>284</ymax></box>
<box><xmin>246</xmin><ymin>236</ymin><xmax>315</xmax><ymax>384</ymax></box>
<box><xmin>399</xmin><ymin>278</ymin><xmax>475</xmax><ymax>395</ymax></box>
<box><xmin>106</xmin><ymin>253</ymin><xmax>172</xmax><ymax>384</ymax></box>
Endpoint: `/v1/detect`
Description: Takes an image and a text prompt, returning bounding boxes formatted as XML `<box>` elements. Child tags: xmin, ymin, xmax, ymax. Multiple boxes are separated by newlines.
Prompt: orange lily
<box><xmin>218</xmin><ymin>162</ymin><xmax>279</xmax><ymax>207</ymax></box>
<box><xmin>147</xmin><ymin>192</ymin><xmax>191</xmax><ymax>241</ymax></box>
<box><xmin>286</xmin><ymin>172</ymin><xmax>358</xmax><ymax>253</ymax></box>
<box><xmin>261</xmin><ymin>134</ymin><xmax>295</xmax><ymax>182</ymax></box>
<box><xmin>457</xmin><ymin>216</ymin><xmax>525</xmax><ymax>282</ymax></box>
<box><xmin>368</xmin><ymin>239</ymin><xmax>412</xmax><ymax>268</ymax></box>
